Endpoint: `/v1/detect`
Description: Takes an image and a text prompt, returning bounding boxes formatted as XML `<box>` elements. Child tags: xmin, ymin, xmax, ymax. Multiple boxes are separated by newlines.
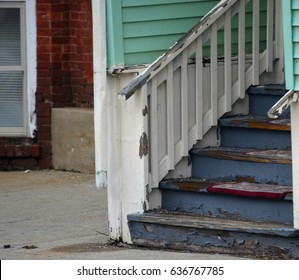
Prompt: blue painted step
<box><xmin>219</xmin><ymin>116</ymin><xmax>291</xmax><ymax>149</ymax></box>
<box><xmin>160</xmin><ymin>179</ymin><xmax>293</xmax><ymax>225</ymax></box>
<box><xmin>247</xmin><ymin>85</ymin><xmax>289</xmax><ymax>117</ymax></box>
<box><xmin>127</xmin><ymin>212</ymin><xmax>299</xmax><ymax>259</ymax></box>
<box><xmin>190</xmin><ymin>147</ymin><xmax>292</xmax><ymax>185</ymax></box>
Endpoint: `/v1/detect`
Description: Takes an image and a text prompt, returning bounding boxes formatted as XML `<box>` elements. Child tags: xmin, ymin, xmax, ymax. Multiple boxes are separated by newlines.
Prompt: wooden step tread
<box><xmin>128</xmin><ymin>212</ymin><xmax>298</xmax><ymax>238</ymax></box>
<box><xmin>160</xmin><ymin>179</ymin><xmax>292</xmax><ymax>200</ymax></box>
<box><xmin>219</xmin><ymin>116</ymin><xmax>290</xmax><ymax>131</ymax></box>
<box><xmin>191</xmin><ymin>147</ymin><xmax>292</xmax><ymax>164</ymax></box>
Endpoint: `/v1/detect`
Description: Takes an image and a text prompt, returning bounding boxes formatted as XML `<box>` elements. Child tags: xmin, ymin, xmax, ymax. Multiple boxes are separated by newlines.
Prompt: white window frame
<box><xmin>0</xmin><ymin>0</ymin><xmax>36</xmax><ymax>137</ymax></box>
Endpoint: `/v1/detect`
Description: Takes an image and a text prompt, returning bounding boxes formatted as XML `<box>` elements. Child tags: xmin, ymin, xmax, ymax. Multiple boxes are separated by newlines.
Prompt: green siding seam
<box><xmin>122</xmin><ymin>0</ymin><xmax>211</xmax><ymax>8</ymax></box>
<box><xmin>282</xmin><ymin>0</ymin><xmax>294</xmax><ymax>90</ymax></box>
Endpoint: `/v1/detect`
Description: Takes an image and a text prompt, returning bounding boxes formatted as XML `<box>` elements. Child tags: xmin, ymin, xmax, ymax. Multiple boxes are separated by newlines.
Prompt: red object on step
<box><xmin>207</xmin><ymin>182</ymin><xmax>292</xmax><ymax>199</ymax></box>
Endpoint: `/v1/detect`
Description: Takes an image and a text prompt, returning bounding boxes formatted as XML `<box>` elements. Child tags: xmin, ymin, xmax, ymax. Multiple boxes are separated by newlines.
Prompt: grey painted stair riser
<box><xmin>247</xmin><ymin>86</ymin><xmax>289</xmax><ymax>117</ymax></box>
<box><xmin>191</xmin><ymin>155</ymin><xmax>292</xmax><ymax>185</ymax></box>
<box><xmin>161</xmin><ymin>189</ymin><xmax>293</xmax><ymax>225</ymax></box>
<box><xmin>220</xmin><ymin>127</ymin><xmax>291</xmax><ymax>149</ymax></box>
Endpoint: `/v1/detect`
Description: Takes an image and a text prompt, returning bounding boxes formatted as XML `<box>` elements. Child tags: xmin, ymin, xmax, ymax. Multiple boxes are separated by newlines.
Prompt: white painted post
<box><xmin>238</xmin><ymin>0</ymin><xmax>246</xmax><ymax>99</ymax></box>
<box><xmin>252</xmin><ymin>0</ymin><xmax>260</xmax><ymax>85</ymax></box>
<box><xmin>92</xmin><ymin>0</ymin><xmax>107</xmax><ymax>188</ymax></box>
<box><xmin>291</xmin><ymin>100</ymin><xmax>299</xmax><ymax>229</ymax></box>
<box><xmin>211</xmin><ymin>23</ymin><xmax>218</xmax><ymax>125</ymax></box>
<box><xmin>224</xmin><ymin>10</ymin><xmax>232</xmax><ymax>112</ymax></box>
<box><xmin>150</xmin><ymin>77</ymin><xmax>159</xmax><ymax>189</ymax></box>
<box><xmin>196</xmin><ymin>36</ymin><xmax>203</xmax><ymax>140</ymax></box>
<box><xmin>274</xmin><ymin>0</ymin><xmax>285</xmax><ymax>84</ymax></box>
<box><xmin>167</xmin><ymin>65</ymin><xmax>175</xmax><ymax>170</ymax></box>
<box><xmin>181</xmin><ymin>51</ymin><xmax>189</xmax><ymax>156</ymax></box>
<box><xmin>266</xmin><ymin>0</ymin><xmax>274</xmax><ymax>72</ymax></box>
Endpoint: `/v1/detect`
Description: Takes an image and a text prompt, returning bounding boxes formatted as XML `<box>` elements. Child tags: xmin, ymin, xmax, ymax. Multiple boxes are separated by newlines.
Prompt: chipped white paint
<box><xmin>26</xmin><ymin>0</ymin><xmax>37</xmax><ymax>137</ymax></box>
<box><xmin>107</xmin><ymin>72</ymin><xmax>148</xmax><ymax>242</ymax></box>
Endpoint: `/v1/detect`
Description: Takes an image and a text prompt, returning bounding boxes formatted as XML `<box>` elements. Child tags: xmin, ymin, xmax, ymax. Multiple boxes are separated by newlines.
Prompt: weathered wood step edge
<box><xmin>128</xmin><ymin>212</ymin><xmax>299</xmax><ymax>238</ymax></box>
<box><xmin>128</xmin><ymin>213</ymin><xmax>299</xmax><ymax>259</ymax></box>
<box><xmin>219</xmin><ymin>116</ymin><xmax>291</xmax><ymax>131</ymax></box>
<box><xmin>190</xmin><ymin>147</ymin><xmax>292</xmax><ymax>164</ymax></box>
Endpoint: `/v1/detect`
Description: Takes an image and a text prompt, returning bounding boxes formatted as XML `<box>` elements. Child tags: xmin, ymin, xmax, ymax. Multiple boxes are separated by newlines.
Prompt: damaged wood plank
<box><xmin>128</xmin><ymin>212</ymin><xmax>299</xmax><ymax>238</ymax></box>
<box><xmin>220</xmin><ymin>116</ymin><xmax>291</xmax><ymax>131</ymax></box>
<box><xmin>191</xmin><ymin>147</ymin><xmax>292</xmax><ymax>164</ymax></box>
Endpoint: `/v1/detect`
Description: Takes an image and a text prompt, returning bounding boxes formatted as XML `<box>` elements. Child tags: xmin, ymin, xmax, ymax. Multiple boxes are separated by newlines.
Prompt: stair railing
<box><xmin>119</xmin><ymin>0</ymin><xmax>282</xmax><ymax>189</ymax></box>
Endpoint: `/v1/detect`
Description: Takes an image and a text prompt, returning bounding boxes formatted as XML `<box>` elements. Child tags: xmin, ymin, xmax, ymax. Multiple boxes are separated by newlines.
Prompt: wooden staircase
<box><xmin>127</xmin><ymin>85</ymin><xmax>299</xmax><ymax>259</ymax></box>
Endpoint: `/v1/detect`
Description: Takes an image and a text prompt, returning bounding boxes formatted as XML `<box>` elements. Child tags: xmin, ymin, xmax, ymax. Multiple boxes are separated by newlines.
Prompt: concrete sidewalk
<box><xmin>0</xmin><ymin>170</ymin><xmax>244</xmax><ymax>260</ymax></box>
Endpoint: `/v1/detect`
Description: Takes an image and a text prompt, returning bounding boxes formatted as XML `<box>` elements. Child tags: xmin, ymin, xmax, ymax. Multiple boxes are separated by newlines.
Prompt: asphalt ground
<box><xmin>0</xmin><ymin>170</ymin><xmax>245</xmax><ymax>260</ymax></box>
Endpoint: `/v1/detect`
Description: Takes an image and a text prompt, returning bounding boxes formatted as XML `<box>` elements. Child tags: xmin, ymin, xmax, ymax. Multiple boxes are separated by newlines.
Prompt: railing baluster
<box><xmin>224</xmin><ymin>10</ymin><xmax>232</xmax><ymax>112</ymax></box>
<box><xmin>267</xmin><ymin>0</ymin><xmax>274</xmax><ymax>72</ymax></box>
<box><xmin>211</xmin><ymin>23</ymin><xmax>218</xmax><ymax>124</ymax></box>
<box><xmin>275</xmin><ymin>0</ymin><xmax>282</xmax><ymax>59</ymax></box>
<box><xmin>167</xmin><ymin>64</ymin><xmax>175</xmax><ymax>170</ymax></box>
<box><xmin>252</xmin><ymin>0</ymin><xmax>260</xmax><ymax>85</ymax></box>
<box><xmin>181</xmin><ymin>51</ymin><xmax>189</xmax><ymax>155</ymax></box>
<box><xmin>150</xmin><ymin>77</ymin><xmax>159</xmax><ymax>188</ymax></box>
<box><xmin>238</xmin><ymin>0</ymin><xmax>246</xmax><ymax>99</ymax></box>
<box><xmin>196</xmin><ymin>36</ymin><xmax>203</xmax><ymax>140</ymax></box>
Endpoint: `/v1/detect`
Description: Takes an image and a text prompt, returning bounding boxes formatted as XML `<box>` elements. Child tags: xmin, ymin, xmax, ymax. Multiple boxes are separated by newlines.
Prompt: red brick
<box><xmin>37</xmin><ymin>28</ymin><xmax>52</xmax><ymax>37</ymax></box>
<box><xmin>0</xmin><ymin>159</ymin><xmax>11</xmax><ymax>171</ymax></box>
<box><xmin>13</xmin><ymin>159</ymin><xmax>38</xmax><ymax>171</ymax></box>
<box><xmin>37</xmin><ymin>70</ymin><xmax>51</xmax><ymax>78</ymax></box>
<box><xmin>52</xmin><ymin>4</ymin><xmax>69</xmax><ymax>12</ymax></box>
<box><xmin>37</xmin><ymin>36</ymin><xmax>51</xmax><ymax>45</ymax></box>
<box><xmin>38</xmin><ymin>53</ymin><xmax>51</xmax><ymax>62</ymax></box>
<box><xmin>31</xmin><ymin>145</ymin><xmax>41</xmax><ymax>158</ymax></box>
<box><xmin>5</xmin><ymin>145</ymin><xmax>15</xmax><ymax>157</ymax></box>
<box><xmin>36</xmin><ymin>85</ymin><xmax>51</xmax><ymax>95</ymax></box>
<box><xmin>36</xmin><ymin>3</ymin><xmax>51</xmax><ymax>12</ymax></box>
<box><xmin>38</xmin><ymin>159</ymin><xmax>52</xmax><ymax>169</ymax></box>
<box><xmin>15</xmin><ymin>145</ymin><xmax>24</xmax><ymax>157</ymax></box>
<box><xmin>23</xmin><ymin>145</ymin><xmax>33</xmax><ymax>157</ymax></box>
<box><xmin>37</xmin><ymin>19</ymin><xmax>51</xmax><ymax>29</ymax></box>
<box><xmin>0</xmin><ymin>146</ymin><xmax>6</xmax><ymax>157</ymax></box>
<box><xmin>37</xmin><ymin>61</ymin><xmax>52</xmax><ymax>70</ymax></box>
<box><xmin>37</xmin><ymin>102</ymin><xmax>52</xmax><ymax>118</ymax></box>
<box><xmin>52</xmin><ymin>20</ymin><xmax>70</xmax><ymax>29</ymax></box>
<box><xmin>52</xmin><ymin>85</ymin><xmax>72</xmax><ymax>94</ymax></box>
<box><xmin>37</xmin><ymin>117</ymin><xmax>51</xmax><ymax>126</ymax></box>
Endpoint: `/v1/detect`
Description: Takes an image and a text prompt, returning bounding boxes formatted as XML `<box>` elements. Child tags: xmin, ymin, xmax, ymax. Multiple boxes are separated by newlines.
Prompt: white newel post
<box><xmin>107</xmin><ymin>74</ymin><xmax>148</xmax><ymax>242</ymax></box>
<box><xmin>291</xmin><ymin>100</ymin><xmax>299</xmax><ymax>229</ymax></box>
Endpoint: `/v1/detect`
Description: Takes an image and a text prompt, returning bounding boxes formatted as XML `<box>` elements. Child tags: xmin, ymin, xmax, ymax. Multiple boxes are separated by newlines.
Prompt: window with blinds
<box><xmin>0</xmin><ymin>4</ymin><xmax>26</xmax><ymax>136</ymax></box>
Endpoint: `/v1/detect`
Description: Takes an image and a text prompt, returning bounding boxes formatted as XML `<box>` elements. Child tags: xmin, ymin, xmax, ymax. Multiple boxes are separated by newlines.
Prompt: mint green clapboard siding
<box><xmin>106</xmin><ymin>0</ymin><xmax>268</xmax><ymax>68</ymax></box>
<box><xmin>283</xmin><ymin>0</ymin><xmax>299</xmax><ymax>90</ymax></box>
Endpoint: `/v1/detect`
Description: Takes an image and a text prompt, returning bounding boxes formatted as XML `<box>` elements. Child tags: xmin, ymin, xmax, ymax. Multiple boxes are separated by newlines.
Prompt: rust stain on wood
<box><xmin>226</xmin><ymin>117</ymin><xmax>291</xmax><ymax>131</ymax></box>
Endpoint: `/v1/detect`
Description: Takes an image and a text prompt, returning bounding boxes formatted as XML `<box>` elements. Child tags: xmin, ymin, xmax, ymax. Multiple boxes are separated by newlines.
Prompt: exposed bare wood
<box><xmin>193</xmin><ymin>147</ymin><xmax>292</xmax><ymax>164</ymax></box>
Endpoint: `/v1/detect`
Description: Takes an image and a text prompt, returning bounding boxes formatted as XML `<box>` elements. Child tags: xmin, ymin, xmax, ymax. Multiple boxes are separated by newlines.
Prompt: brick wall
<box><xmin>0</xmin><ymin>0</ymin><xmax>94</xmax><ymax>171</ymax></box>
